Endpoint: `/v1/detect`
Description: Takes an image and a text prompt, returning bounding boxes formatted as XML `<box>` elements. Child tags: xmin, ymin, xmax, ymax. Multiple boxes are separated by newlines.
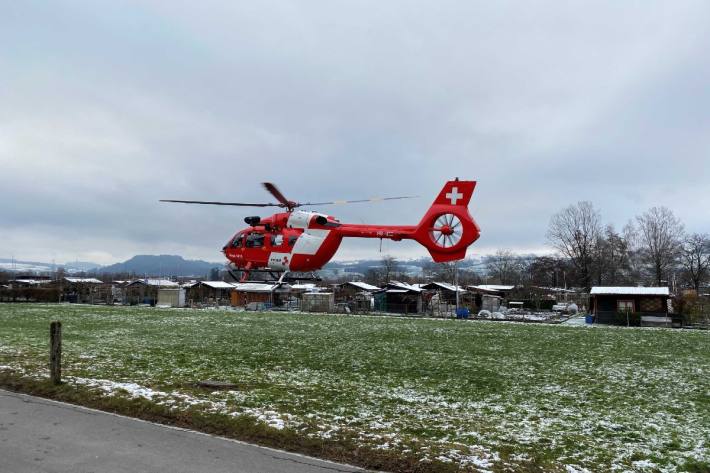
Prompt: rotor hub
<box><xmin>429</xmin><ymin>213</ymin><xmax>463</xmax><ymax>248</ymax></box>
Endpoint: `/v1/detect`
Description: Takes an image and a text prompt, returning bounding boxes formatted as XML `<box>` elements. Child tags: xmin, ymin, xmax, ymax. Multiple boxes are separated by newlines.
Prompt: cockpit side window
<box><xmin>231</xmin><ymin>233</ymin><xmax>244</xmax><ymax>248</ymax></box>
<box><xmin>246</xmin><ymin>233</ymin><xmax>265</xmax><ymax>248</ymax></box>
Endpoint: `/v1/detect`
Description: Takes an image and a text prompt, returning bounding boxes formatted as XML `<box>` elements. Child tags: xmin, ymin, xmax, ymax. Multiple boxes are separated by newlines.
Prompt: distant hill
<box><xmin>0</xmin><ymin>258</ymin><xmax>101</xmax><ymax>274</ymax></box>
<box><xmin>97</xmin><ymin>255</ymin><xmax>221</xmax><ymax>277</ymax></box>
<box><xmin>1</xmin><ymin>254</ymin><xmax>489</xmax><ymax>279</ymax></box>
<box><xmin>65</xmin><ymin>261</ymin><xmax>102</xmax><ymax>272</ymax></box>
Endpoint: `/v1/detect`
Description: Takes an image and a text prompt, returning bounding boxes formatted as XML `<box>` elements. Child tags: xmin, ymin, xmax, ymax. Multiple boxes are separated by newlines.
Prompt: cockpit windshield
<box><xmin>231</xmin><ymin>232</ymin><xmax>244</xmax><ymax>248</ymax></box>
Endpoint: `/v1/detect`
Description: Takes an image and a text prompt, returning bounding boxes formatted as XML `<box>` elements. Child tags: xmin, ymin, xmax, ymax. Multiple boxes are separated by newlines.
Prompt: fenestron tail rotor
<box><xmin>429</xmin><ymin>214</ymin><xmax>463</xmax><ymax>248</ymax></box>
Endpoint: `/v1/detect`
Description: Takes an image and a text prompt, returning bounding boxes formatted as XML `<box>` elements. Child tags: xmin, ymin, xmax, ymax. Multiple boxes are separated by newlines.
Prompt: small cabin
<box><xmin>590</xmin><ymin>287</ymin><xmax>671</xmax><ymax>326</ymax></box>
<box><xmin>62</xmin><ymin>277</ymin><xmax>109</xmax><ymax>304</ymax></box>
<box><xmin>125</xmin><ymin>279</ymin><xmax>180</xmax><ymax>305</ymax></box>
<box><xmin>467</xmin><ymin>285</ymin><xmax>515</xmax><ymax>311</ymax></box>
<box><xmin>335</xmin><ymin>281</ymin><xmax>380</xmax><ymax>302</ymax></box>
<box><xmin>185</xmin><ymin>281</ymin><xmax>235</xmax><ymax>306</ymax></box>
<box><xmin>374</xmin><ymin>281</ymin><xmax>423</xmax><ymax>314</ymax></box>
<box><xmin>230</xmin><ymin>283</ymin><xmax>278</xmax><ymax>307</ymax></box>
<box><xmin>157</xmin><ymin>288</ymin><xmax>186</xmax><ymax>308</ymax></box>
<box><xmin>419</xmin><ymin>282</ymin><xmax>467</xmax><ymax>304</ymax></box>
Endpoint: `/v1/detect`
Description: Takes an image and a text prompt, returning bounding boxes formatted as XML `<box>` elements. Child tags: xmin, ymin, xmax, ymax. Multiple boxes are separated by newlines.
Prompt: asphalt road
<box><xmin>0</xmin><ymin>389</ymin><xmax>366</xmax><ymax>473</ymax></box>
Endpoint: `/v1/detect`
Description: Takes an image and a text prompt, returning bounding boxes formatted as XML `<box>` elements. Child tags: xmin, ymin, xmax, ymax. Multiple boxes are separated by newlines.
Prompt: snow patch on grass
<box><xmin>1</xmin><ymin>303</ymin><xmax>708</xmax><ymax>471</ymax></box>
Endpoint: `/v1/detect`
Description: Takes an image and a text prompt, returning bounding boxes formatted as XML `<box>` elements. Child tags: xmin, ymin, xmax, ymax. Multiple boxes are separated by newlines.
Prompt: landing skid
<box><xmin>277</xmin><ymin>271</ymin><xmax>322</xmax><ymax>283</ymax></box>
<box><xmin>225</xmin><ymin>265</ymin><xmax>321</xmax><ymax>284</ymax></box>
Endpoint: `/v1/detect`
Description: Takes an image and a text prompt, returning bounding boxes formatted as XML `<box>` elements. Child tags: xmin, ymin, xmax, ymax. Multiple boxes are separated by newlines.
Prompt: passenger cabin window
<box><xmin>288</xmin><ymin>236</ymin><xmax>298</xmax><ymax>246</ymax></box>
<box><xmin>246</xmin><ymin>233</ymin><xmax>265</xmax><ymax>248</ymax></box>
<box><xmin>271</xmin><ymin>235</ymin><xmax>284</xmax><ymax>246</ymax></box>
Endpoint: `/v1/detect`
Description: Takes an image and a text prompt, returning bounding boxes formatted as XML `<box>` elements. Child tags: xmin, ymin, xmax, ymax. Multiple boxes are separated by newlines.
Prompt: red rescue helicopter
<box><xmin>161</xmin><ymin>179</ymin><xmax>480</xmax><ymax>282</ymax></box>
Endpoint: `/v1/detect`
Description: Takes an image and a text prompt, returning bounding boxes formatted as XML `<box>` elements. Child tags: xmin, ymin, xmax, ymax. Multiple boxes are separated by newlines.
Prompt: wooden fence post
<box><xmin>50</xmin><ymin>321</ymin><xmax>62</xmax><ymax>385</ymax></box>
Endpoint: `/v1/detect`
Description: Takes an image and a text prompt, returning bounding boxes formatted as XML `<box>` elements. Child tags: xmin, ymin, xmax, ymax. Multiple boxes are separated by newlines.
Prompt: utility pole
<box><xmin>454</xmin><ymin>261</ymin><xmax>460</xmax><ymax>318</ymax></box>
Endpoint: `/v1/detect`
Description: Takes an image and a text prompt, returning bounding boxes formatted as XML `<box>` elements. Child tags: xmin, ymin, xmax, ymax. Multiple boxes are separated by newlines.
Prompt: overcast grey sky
<box><xmin>1</xmin><ymin>1</ymin><xmax>709</xmax><ymax>265</ymax></box>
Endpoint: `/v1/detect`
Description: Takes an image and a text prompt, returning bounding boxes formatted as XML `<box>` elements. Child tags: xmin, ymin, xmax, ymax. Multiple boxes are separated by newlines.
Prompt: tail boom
<box><xmin>335</xmin><ymin>180</ymin><xmax>480</xmax><ymax>262</ymax></box>
<box><xmin>336</xmin><ymin>224</ymin><xmax>416</xmax><ymax>240</ymax></box>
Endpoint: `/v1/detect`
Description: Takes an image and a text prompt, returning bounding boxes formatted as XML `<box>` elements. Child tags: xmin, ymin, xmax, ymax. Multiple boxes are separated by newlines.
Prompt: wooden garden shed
<box><xmin>230</xmin><ymin>283</ymin><xmax>278</xmax><ymax>307</ymax></box>
<box><xmin>185</xmin><ymin>281</ymin><xmax>235</xmax><ymax>306</ymax></box>
<box><xmin>590</xmin><ymin>286</ymin><xmax>671</xmax><ymax>326</ymax></box>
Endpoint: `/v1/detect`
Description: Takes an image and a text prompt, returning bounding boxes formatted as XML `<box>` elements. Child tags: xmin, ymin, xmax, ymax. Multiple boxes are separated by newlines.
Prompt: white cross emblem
<box><xmin>446</xmin><ymin>187</ymin><xmax>463</xmax><ymax>205</ymax></box>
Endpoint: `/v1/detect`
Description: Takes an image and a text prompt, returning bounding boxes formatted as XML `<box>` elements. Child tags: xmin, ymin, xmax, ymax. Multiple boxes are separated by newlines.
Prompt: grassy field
<box><xmin>0</xmin><ymin>303</ymin><xmax>708</xmax><ymax>472</ymax></box>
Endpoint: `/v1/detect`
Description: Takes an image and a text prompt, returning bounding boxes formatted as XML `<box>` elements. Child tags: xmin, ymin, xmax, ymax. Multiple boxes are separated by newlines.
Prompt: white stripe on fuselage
<box><xmin>292</xmin><ymin>229</ymin><xmax>330</xmax><ymax>256</ymax></box>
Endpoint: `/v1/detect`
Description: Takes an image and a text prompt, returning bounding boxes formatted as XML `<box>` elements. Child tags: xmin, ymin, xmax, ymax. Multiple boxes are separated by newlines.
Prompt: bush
<box><xmin>677</xmin><ymin>294</ymin><xmax>710</xmax><ymax>325</ymax></box>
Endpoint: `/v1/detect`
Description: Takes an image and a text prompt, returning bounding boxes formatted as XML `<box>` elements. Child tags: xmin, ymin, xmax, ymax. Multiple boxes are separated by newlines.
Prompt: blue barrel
<box><xmin>585</xmin><ymin>314</ymin><xmax>594</xmax><ymax>324</ymax></box>
<box><xmin>457</xmin><ymin>307</ymin><xmax>470</xmax><ymax>319</ymax></box>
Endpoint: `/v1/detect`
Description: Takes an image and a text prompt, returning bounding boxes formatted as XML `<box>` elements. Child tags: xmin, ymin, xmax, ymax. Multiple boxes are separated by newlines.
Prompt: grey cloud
<box><xmin>1</xmin><ymin>1</ymin><xmax>709</xmax><ymax>264</ymax></box>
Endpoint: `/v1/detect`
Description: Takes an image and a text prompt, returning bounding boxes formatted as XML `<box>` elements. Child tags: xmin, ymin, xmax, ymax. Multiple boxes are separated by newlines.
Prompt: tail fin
<box><xmin>414</xmin><ymin>180</ymin><xmax>480</xmax><ymax>262</ymax></box>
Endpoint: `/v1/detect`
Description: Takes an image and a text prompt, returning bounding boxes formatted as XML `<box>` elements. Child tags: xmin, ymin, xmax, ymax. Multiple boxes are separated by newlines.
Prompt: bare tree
<box><xmin>594</xmin><ymin>225</ymin><xmax>631</xmax><ymax>285</ymax></box>
<box><xmin>680</xmin><ymin>233</ymin><xmax>710</xmax><ymax>293</ymax></box>
<box><xmin>547</xmin><ymin>201</ymin><xmax>602</xmax><ymax>290</ymax></box>
<box><xmin>364</xmin><ymin>268</ymin><xmax>383</xmax><ymax>286</ymax></box>
<box><xmin>380</xmin><ymin>255</ymin><xmax>399</xmax><ymax>283</ymax></box>
<box><xmin>528</xmin><ymin>255</ymin><xmax>571</xmax><ymax>288</ymax></box>
<box><xmin>434</xmin><ymin>262</ymin><xmax>457</xmax><ymax>284</ymax></box>
<box><xmin>622</xmin><ymin>221</ymin><xmax>645</xmax><ymax>284</ymax></box>
<box><xmin>422</xmin><ymin>260</ymin><xmax>479</xmax><ymax>286</ymax></box>
<box><xmin>634</xmin><ymin>206</ymin><xmax>684</xmax><ymax>286</ymax></box>
<box><xmin>484</xmin><ymin>249</ymin><xmax>521</xmax><ymax>284</ymax></box>
<box><xmin>421</xmin><ymin>261</ymin><xmax>438</xmax><ymax>281</ymax></box>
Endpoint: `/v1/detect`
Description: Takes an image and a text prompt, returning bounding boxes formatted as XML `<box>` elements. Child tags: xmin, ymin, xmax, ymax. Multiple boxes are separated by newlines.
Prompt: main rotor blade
<box><xmin>160</xmin><ymin>199</ymin><xmax>280</xmax><ymax>207</ymax></box>
<box><xmin>161</xmin><ymin>192</ymin><xmax>419</xmax><ymax>209</ymax></box>
<box><xmin>262</xmin><ymin>182</ymin><xmax>294</xmax><ymax>208</ymax></box>
<box><xmin>301</xmin><ymin>195</ymin><xmax>419</xmax><ymax>206</ymax></box>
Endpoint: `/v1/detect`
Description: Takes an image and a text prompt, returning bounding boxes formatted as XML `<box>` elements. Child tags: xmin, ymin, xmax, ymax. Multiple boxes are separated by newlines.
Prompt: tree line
<box><xmin>546</xmin><ymin>202</ymin><xmax>708</xmax><ymax>291</ymax></box>
<box><xmin>358</xmin><ymin>202</ymin><xmax>709</xmax><ymax>293</ymax></box>
<box><xmin>476</xmin><ymin>203</ymin><xmax>708</xmax><ymax>292</ymax></box>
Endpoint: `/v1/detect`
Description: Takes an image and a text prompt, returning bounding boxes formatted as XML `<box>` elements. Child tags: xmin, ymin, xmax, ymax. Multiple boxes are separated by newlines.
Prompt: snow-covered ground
<box><xmin>1</xmin><ymin>304</ymin><xmax>708</xmax><ymax>472</ymax></box>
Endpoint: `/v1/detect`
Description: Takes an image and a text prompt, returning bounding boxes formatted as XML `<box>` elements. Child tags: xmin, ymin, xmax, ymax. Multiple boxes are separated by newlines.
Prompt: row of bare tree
<box><xmin>546</xmin><ymin>202</ymin><xmax>709</xmax><ymax>291</ymax></box>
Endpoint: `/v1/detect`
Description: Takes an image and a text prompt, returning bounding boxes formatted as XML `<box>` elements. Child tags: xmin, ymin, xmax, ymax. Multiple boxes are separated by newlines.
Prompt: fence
<box><xmin>0</xmin><ymin>288</ymin><xmax>60</xmax><ymax>303</ymax></box>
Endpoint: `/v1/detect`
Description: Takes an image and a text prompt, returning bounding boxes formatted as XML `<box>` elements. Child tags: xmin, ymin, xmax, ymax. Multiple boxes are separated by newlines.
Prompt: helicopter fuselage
<box><xmin>223</xmin><ymin>210</ymin><xmax>417</xmax><ymax>272</ymax></box>
<box><xmin>222</xmin><ymin>180</ymin><xmax>481</xmax><ymax>275</ymax></box>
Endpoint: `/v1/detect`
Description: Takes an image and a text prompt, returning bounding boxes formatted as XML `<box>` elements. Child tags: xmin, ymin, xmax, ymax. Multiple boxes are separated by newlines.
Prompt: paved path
<box><xmin>561</xmin><ymin>315</ymin><xmax>588</xmax><ymax>326</ymax></box>
<box><xmin>0</xmin><ymin>389</ymin><xmax>366</xmax><ymax>473</ymax></box>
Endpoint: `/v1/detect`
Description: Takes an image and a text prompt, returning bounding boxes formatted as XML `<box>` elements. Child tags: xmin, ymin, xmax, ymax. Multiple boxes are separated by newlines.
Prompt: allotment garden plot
<box><xmin>0</xmin><ymin>304</ymin><xmax>708</xmax><ymax>472</ymax></box>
